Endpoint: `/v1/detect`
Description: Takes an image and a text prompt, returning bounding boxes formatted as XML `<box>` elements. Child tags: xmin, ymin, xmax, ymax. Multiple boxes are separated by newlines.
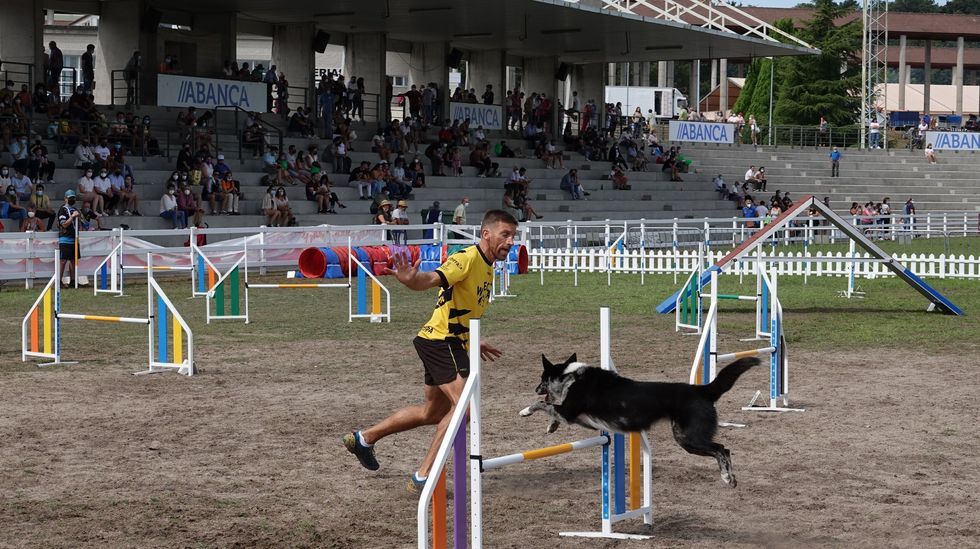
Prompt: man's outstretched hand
<box><xmin>385</xmin><ymin>251</ymin><xmax>422</xmax><ymax>287</ymax></box>
<box><xmin>480</xmin><ymin>342</ymin><xmax>502</xmax><ymax>362</ymax></box>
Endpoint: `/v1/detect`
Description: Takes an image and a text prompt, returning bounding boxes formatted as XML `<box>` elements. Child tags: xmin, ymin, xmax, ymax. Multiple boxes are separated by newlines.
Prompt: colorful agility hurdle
<box><xmin>93</xmin><ymin>232</ymin><xmax>193</xmax><ymax>297</ymax></box>
<box><xmin>418</xmin><ymin>307</ymin><xmax>654</xmax><ymax>548</ymax></box>
<box><xmin>23</xmin><ymin>252</ymin><xmax>194</xmax><ymax>376</ymax></box>
<box><xmin>489</xmin><ymin>261</ymin><xmax>514</xmax><ymax>301</ymax></box>
<box><xmin>676</xmin><ymin>246</ymin><xmax>776</xmax><ymax>343</ymax></box>
<box><xmin>204</xmin><ymin>240</ymin><xmax>388</xmax><ymax>324</ymax></box>
<box><xmin>690</xmin><ymin>268</ymin><xmax>802</xmax><ymax>413</ymax></box>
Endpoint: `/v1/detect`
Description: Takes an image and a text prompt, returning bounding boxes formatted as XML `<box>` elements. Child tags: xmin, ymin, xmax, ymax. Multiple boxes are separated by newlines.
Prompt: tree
<box><xmin>891</xmin><ymin>0</ymin><xmax>939</xmax><ymax>12</ymax></box>
<box><xmin>773</xmin><ymin>0</ymin><xmax>862</xmax><ymax>126</ymax></box>
<box><xmin>942</xmin><ymin>0</ymin><xmax>980</xmax><ymax>14</ymax></box>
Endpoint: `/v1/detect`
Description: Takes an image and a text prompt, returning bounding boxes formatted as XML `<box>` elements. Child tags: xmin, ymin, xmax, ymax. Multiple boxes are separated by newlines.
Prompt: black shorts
<box><xmin>414</xmin><ymin>336</ymin><xmax>469</xmax><ymax>386</ymax></box>
<box><xmin>59</xmin><ymin>243</ymin><xmax>78</xmax><ymax>261</ymax></box>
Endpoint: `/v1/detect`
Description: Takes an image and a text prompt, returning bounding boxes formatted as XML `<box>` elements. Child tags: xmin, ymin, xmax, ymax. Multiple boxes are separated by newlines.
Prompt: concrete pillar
<box><xmin>657</xmin><ymin>61</ymin><xmax>667</xmax><ymax>87</ymax></box>
<box><xmin>719</xmin><ymin>58</ymin><xmax>729</xmax><ymax>113</ymax></box>
<box><xmin>607</xmin><ymin>62</ymin><xmax>616</xmax><ymax>86</ymax></box>
<box><xmin>640</xmin><ymin>61</ymin><xmax>651</xmax><ymax>86</ymax></box>
<box><xmin>272</xmin><ymin>23</ymin><xmax>316</xmax><ymax>111</ymax></box>
<box><xmin>194</xmin><ymin>13</ymin><xmax>237</xmax><ymax>77</ymax></box>
<box><xmin>522</xmin><ymin>56</ymin><xmax>559</xmax><ymax>134</ymax></box>
<box><xmin>0</xmin><ymin>0</ymin><xmax>44</xmax><ymax>86</ymax></box>
<box><xmin>97</xmin><ymin>0</ymin><xmax>152</xmax><ymax>105</ymax></box>
<box><xmin>409</xmin><ymin>42</ymin><xmax>449</xmax><ymax>123</ymax></box>
<box><xmin>897</xmin><ymin>34</ymin><xmax>906</xmax><ymax>111</ymax></box>
<box><xmin>689</xmin><ymin>59</ymin><xmax>700</xmax><ymax>111</ymax></box>
<box><xmin>577</xmin><ymin>63</ymin><xmax>604</xmax><ymax>106</ymax></box>
<box><xmin>710</xmin><ymin>59</ymin><xmax>718</xmax><ymax>90</ymax></box>
<box><xmin>955</xmin><ymin>36</ymin><xmax>964</xmax><ymax>115</ymax></box>
<box><xmin>343</xmin><ymin>32</ymin><xmax>388</xmax><ymax>122</ymax></box>
<box><xmin>923</xmin><ymin>40</ymin><xmax>931</xmax><ymax>114</ymax></box>
<box><xmin>467</xmin><ymin>49</ymin><xmax>505</xmax><ymax>103</ymax></box>
<box><xmin>630</xmin><ymin>62</ymin><xmax>640</xmax><ymax>86</ymax></box>
<box><xmin>664</xmin><ymin>61</ymin><xmax>675</xmax><ymax>88</ymax></box>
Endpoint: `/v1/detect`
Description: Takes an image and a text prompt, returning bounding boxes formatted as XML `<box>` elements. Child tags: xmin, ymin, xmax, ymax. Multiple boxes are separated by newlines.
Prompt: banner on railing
<box><xmin>668</xmin><ymin>120</ymin><xmax>735</xmax><ymax>144</ymax></box>
<box><xmin>924</xmin><ymin>131</ymin><xmax>980</xmax><ymax>151</ymax></box>
<box><xmin>449</xmin><ymin>102</ymin><xmax>504</xmax><ymax>130</ymax></box>
<box><xmin>157</xmin><ymin>74</ymin><xmax>268</xmax><ymax>109</ymax></box>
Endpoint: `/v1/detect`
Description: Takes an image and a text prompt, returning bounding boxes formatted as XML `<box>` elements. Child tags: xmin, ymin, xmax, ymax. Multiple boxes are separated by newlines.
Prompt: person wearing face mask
<box><xmin>11</xmin><ymin>135</ymin><xmax>30</xmax><ymax>174</ymax></box>
<box><xmin>93</xmin><ymin>168</ymin><xmax>114</xmax><ymax>216</ymax></box>
<box><xmin>177</xmin><ymin>185</ymin><xmax>204</xmax><ymax>227</ymax></box>
<box><xmin>10</xmin><ymin>167</ymin><xmax>34</xmax><ymax>203</ymax></box>
<box><xmin>21</xmin><ymin>205</ymin><xmax>45</xmax><ymax>232</ymax></box>
<box><xmin>0</xmin><ymin>164</ymin><xmax>11</xmax><ymax>188</ymax></box>
<box><xmin>176</xmin><ymin>143</ymin><xmax>194</xmax><ymax>172</ymax></box>
<box><xmin>79</xmin><ymin>200</ymin><xmax>105</xmax><ymax>231</ymax></box>
<box><xmin>57</xmin><ymin>190</ymin><xmax>82</xmax><ymax>287</ymax></box>
<box><xmin>159</xmin><ymin>185</ymin><xmax>185</xmax><ymax>229</ymax></box>
<box><xmin>76</xmin><ymin>168</ymin><xmax>104</xmax><ymax>215</ymax></box>
<box><xmin>28</xmin><ymin>139</ymin><xmax>55</xmax><ymax>184</ymax></box>
<box><xmin>117</xmin><ymin>175</ymin><xmax>140</xmax><ymax>215</ymax></box>
<box><xmin>28</xmin><ymin>184</ymin><xmax>56</xmax><ymax>230</ymax></box>
<box><xmin>74</xmin><ymin>139</ymin><xmax>98</xmax><ymax>170</ymax></box>
<box><xmin>107</xmin><ymin>168</ymin><xmax>126</xmax><ymax>215</ymax></box>
<box><xmin>273</xmin><ymin>186</ymin><xmax>296</xmax><ymax>226</ymax></box>
<box><xmin>2</xmin><ymin>184</ymin><xmax>28</xmax><ymax>221</ymax></box>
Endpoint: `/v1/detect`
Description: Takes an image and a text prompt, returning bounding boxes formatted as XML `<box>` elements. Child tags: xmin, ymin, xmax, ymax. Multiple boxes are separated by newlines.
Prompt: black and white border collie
<box><xmin>519</xmin><ymin>354</ymin><xmax>757</xmax><ymax>487</ymax></box>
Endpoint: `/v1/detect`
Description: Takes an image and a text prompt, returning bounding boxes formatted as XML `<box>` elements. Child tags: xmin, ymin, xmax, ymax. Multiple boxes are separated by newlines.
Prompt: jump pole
<box><xmin>23</xmin><ymin>251</ymin><xmax>194</xmax><ymax>375</ymax></box>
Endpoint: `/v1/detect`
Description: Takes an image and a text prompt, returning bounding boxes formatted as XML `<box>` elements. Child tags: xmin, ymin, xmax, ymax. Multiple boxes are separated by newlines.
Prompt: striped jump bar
<box><xmin>716</xmin><ymin>294</ymin><xmax>758</xmax><ymax>301</ymax></box>
<box><xmin>716</xmin><ymin>346</ymin><xmax>775</xmax><ymax>362</ymax></box>
<box><xmin>482</xmin><ymin>435</ymin><xmax>610</xmax><ymax>472</ymax></box>
<box><xmin>123</xmin><ymin>265</ymin><xmax>192</xmax><ymax>271</ymax></box>
<box><xmin>246</xmin><ymin>283</ymin><xmax>350</xmax><ymax>289</ymax></box>
<box><xmin>58</xmin><ymin>313</ymin><xmax>151</xmax><ymax>324</ymax></box>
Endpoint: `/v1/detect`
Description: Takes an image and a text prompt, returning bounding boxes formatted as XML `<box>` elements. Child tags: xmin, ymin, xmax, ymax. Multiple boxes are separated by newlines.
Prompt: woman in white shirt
<box><xmin>924</xmin><ymin>143</ymin><xmax>937</xmax><ymax>164</ymax></box>
<box><xmin>76</xmin><ymin>168</ymin><xmax>105</xmax><ymax>215</ymax></box>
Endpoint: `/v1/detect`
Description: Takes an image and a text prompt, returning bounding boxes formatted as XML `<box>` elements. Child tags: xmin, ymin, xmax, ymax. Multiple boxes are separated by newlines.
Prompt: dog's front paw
<box><xmin>546</xmin><ymin>421</ymin><xmax>560</xmax><ymax>433</ymax></box>
<box><xmin>519</xmin><ymin>406</ymin><xmax>534</xmax><ymax>417</ymax></box>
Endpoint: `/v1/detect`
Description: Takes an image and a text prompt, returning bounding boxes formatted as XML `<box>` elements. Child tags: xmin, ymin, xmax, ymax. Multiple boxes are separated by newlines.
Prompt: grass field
<box><xmin>1</xmin><ymin>269</ymin><xmax>978</xmax><ymax>547</ymax></box>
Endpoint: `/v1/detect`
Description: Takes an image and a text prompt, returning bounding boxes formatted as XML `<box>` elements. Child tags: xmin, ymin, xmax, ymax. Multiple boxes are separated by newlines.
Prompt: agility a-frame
<box><xmin>656</xmin><ymin>195</ymin><xmax>962</xmax><ymax>316</ymax></box>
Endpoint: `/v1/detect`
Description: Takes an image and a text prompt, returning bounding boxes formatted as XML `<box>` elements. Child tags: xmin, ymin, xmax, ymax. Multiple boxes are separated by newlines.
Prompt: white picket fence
<box><xmin>528</xmin><ymin>248</ymin><xmax>980</xmax><ymax>280</ymax></box>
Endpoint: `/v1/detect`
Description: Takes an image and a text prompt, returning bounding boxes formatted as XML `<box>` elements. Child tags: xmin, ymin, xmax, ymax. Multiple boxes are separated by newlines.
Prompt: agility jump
<box><xmin>690</xmin><ymin>268</ymin><xmax>802</xmax><ymax>413</ymax></box>
<box><xmin>418</xmin><ymin>308</ymin><xmax>654</xmax><ymax>548</ymax></box>
<box><xmin>24</xmin><ymin>251</ymin><xmax>194</xmax><ymax>376</ymax></box>
<box><xmin>203</xmin><ymin>239</ymin><xmax>389</xmax><ymax>324</ymax></box>
<box><xmin>92</xmin><ymin>231</ymin><xmax>194</xmax><ymax>297</ymax></box>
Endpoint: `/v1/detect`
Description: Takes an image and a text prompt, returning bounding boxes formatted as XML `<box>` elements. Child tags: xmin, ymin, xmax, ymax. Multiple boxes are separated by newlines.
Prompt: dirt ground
<box><xmin>2</xmin><ymin>317</ymin><xmax>979</xmax><ymax>549</ymax></box>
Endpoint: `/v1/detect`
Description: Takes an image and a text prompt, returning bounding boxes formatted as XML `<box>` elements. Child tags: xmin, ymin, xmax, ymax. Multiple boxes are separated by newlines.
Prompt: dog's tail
<box><xmin>702</xmin><ymin>357</ymin><xmax>759</xmax><ymax>401</ymax></box>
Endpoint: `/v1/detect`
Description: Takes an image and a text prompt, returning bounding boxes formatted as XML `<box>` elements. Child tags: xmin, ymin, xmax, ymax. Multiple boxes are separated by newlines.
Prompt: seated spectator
<box><xmin>21</xmin><ymin>205</ymin><xmax>46</xmax><ymax>232</ymax></box>
<box><xmin>261</xmin><ymin>147</ymin><xmax>279</xmax><ymax>175</ymax></box>
<box><xmin>425</xmin><ymin>142</ymin><xmax>446</xmax><ymax>176</ymax></box>
<box><xmin>287</xmin><ymin>107</ymin><xmax>315</xmax><ymax>137</ymax></box>
<box><xmin>273</xmin><ymin>186</ymin><xmax>296</xmax><ymax>226</ymax></box>
<box><xmin>137</xmin><ymin>116</ymin><xmax>161</xmax><ymax>156</ymax></box>
<box><xmin>242</xmin><ymin>114</ymin><xmax>267</xmax><ymax>157</ymax></box>
<box><xmin>10</xmin><ymin>167</ymin><xmax>33</xmax><ymax>203</ymax></box>
<box><xmin>30</xmin><ymin>183</ymin><xmax>56</xmax><ymax>229</ymax></box>
<box><xmin>77</xmin><ymin>168</ymin><xmax>105</xmax><ymax>216</ymax></box>
<box><xmin>544</xmin><ymin>140</ymin><xmax>564</xmax><ymax>169</ymax></box>
<box><xmin>28</xmin><ymin>139</ymin><xmax>56</xmax><ymax>184</ymax></box>
<box><xmin>261</xmin><ymin>186</ymin><xmax>280</xmax><ymax>226</ymax></box>
<box><xmin>177</xmin><ymin>184</ymin><xmax>205</xmax><ymax>228</ymax></box>
<box><xmin>470</xmin><ymin>144</ymin><xmax>494</xmax><ymax>178</ymax></box>
<box><xmin>93</xmin><ymin>167</ymin><xmax>115</xmax><ymax>216</ymax></box>
<box><xmin>78</xmin><ymin>200</ymin><xmax>105</xmax><ymax>230</ymax></box>
<box><xmin>494</xmin><ymin>140</ymin><xmax>516</xmax><ymax>158</ymax></box>
<box><xmin>374</xmin><ymin>199</ymin><xmax>394</xmax><ymax>233</ymax></box>
<box><xmin>713</xmin><ymin>174</ymin><xmax>728</xmax><ymax>198</ymax></box>
<box><xmin>177</xmin><ymin>106</ymin><xmax>197</xmax><ymax>141</ymax></box>
<box><xmin>2</xmin><ymin>184</ymin><xmax>27</xmax><ymax>221</ymax></box>
<box><xmin>160</xmin><ymin>183</ymin><xmax>187</xmax><ymax>229</ymax></box>
<box><xmin>925</xmin><ymin>143</ymin><xmax>937</xmax><ymax>164</ymax></box>
<box><xmin>220</xmin><ymin>172</ymin><xmax>240</xmax><ymax>215</ymax></box>
<box><xmin>117</xmin><ymin>175</ymin><xmax>140</xmax><ymax>215</ymax></box>
<box><xmin>388</xmin><ymin>158</ymin><xmax>412</xmax><ymax>200</ymax></box>
<box><xmin>560</xmin><ymin>168</ymin><xmax>588</xmax><ymax>200</ymax></box>
<box><xmin>406</xmin><ymin>156</ymin><xmax>426</xmax><ymax>188</ymax></box>
<box><xmin>10</xmin><ymin>135</ymin><xmax>30</xmax><ymax>174</ymax></box>
<box><xmin>347</xmin><ymin>160</ymin><xmax>371</xmax><ymax>200</ymax></box>
<box><xmin>501</xmin><ymin>188</ymin><xmax>523</xmax><ymax>221</ymax></box>
<box><xmin>611</xmin><ymin>166</ymin><xmax>630</xmax><ymax>190</ymax></box>
<box><xmin>390</xmin><ymin>199</ymin><xmax>410</xmax><ymax>245</ymax></box>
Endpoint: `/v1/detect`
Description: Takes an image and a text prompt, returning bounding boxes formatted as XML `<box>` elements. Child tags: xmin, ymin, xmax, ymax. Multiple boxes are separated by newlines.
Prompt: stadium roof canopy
<box><xmin>138</xmin><ymin>0</ymin><xmax>818</xmax><ymax>63</ymax></box>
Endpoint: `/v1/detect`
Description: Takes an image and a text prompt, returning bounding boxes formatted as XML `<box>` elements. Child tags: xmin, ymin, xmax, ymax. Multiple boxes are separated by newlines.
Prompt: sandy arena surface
<box><xmin>2</xmin><ymin>317</ymin><xmax>979</xmax><ymax>549</ymax></box>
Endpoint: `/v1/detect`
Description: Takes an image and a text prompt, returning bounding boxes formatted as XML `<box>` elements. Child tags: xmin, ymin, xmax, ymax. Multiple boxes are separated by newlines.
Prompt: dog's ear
<box><xmin>541</xmin><ymin>354</ymin><xmax>552</xmax><ymax>368</ymax></box>
<box><xmin>567</xmin><ymin>353</ymin><xmax>577</xmax><ymax>364</ymax></box>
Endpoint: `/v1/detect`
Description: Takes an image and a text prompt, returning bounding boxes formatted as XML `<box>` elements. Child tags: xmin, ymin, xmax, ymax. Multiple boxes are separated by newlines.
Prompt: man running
<box><xmin>344</xmin><ymin>209</ymin><xmax>519</xmax><ymax>492</ymax></box>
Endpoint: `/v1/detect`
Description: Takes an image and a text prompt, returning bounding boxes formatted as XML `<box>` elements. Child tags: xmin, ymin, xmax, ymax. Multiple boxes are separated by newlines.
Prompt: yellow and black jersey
<box><xmin>418</xmin><ymin>245</ymin><xmax>494</xmax><ymax>349</ymax></box>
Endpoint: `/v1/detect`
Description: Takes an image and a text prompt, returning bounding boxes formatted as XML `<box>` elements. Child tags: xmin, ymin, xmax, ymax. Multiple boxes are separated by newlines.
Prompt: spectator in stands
<box><xmin>220</xmin><ymin>172</ymin><xmax>240</xmax><ymax>215</ymax></box>
<box><xmin>10</xmin><ymin>135</ymin><xmax>30</xmax><ymax>174</ymax></box>
<box><xmin>425</xmin><ymin>142</ymin><xmax>447</xmax><ymax>176</ymax></box>
<box><xmin>611</xmin><ymin>165</ymin><xmax>630</xmax><ymax>190</ymax></box>
<box><xmin>242</xmin><ymin>113</ymin><xmax>268</xmax><ymax>158</ymax></box>
<box><xmin>76</xmin><ymin>168</ymin><xmax>104</xmax><ymax>216</ymax></box>
<box><xmin>829</xmin><ymin>147</ymin><xmax>841</xmax><ymax>177</ymax></box>
<box><xmin>177</xmin><ymin>106</ymin><xmax>197</xmax><ymax>142</ymax></box>
<box><xmin>390</xmin><ymin>199</ymin><xmax>410</xmax><ymax>244</ymax></box>
<box><xmin>274</xmin><ymin>186</ymin><xmax>296</xmax><ymax>225</ymax></box>
<box><xmin>744</xmin><ymin>165</ymin><xmax>758</xmax><ymax>188</ymax></box>
<box><xmin>10</xmin><ymin>167</ymin><xmax>33</xmax><ymax>203</ymax></box>
<box><xmin>350</xmin><ymin>160</ymin><xmax>372</xmax><ymax>200</ymax></box>
<box><xmin>28</xmin><ymin>139</ymin><xmax>55</xmax><ymax>184</ymax></box>
<box><xmin>333</xmin><ymin>137</ymin><xmax>350</xmax><ymax>174</ymax></box>
<box><xmin>450</xmin><ymin>146</ymin><xmax>463</xmax><ymax>176</ymax></box>
<box><xmin>495</xmin><ymin>140</ymin><xmax>515</xmax><ymax>158</ymax></box>
<box><xmin>78</xmin><ymin>200</ymin><xmax>106</xmax><ymax>231</ymax></box>
<box><xmin>470</xmin><ymin>143</ymin><xmax>495</xmax><ymax>178</ymax></box>
<box><xmin>29</xmin><ymin>184</ymin><xmax>56</xmax><ymax>230</ymax></box>
<box><xmin>879</xmin><ymin>197</ymin><xmax>892</xmax><ymax>230</ymax></box>
<box><xmin>755</xmin><ymin>198</ymin><xmax>769</xmax><ymax>225</ymax></box>
<box><xmin>544</xmin><ymin>140</ymin><xmax>564</xmax><ymax>169</ymax></box>
<box><xmin>749</xmin><ymin>115</ymin><xmax>760</xmax><ymax>146</ymax></box>
<box><xmin>424</xmin><ymin>201</ymin><xmax>441</xmax><ymax>238</ymax></box>
<box><xmin>117</xmin><ymin>174</ymin><xmax>140</xmax><ymax>216</ymax></box>
<box><xmin>93</xmin><ymin>140</ymin><xmax>111</xmax><ymax>168</ymax></box>
<box><xmin>663</xmin><ymin>147</ymin><xmax>682</xmax><ymax>182</ymax></box>
<box><xmin>178</xmin><ymin>184</ymin><xmax>205</xmax><ymax>227</ymax></box>
<box><xmin>160</xmin><ymin>185</ymin><xmax>184</xmax><ymax>229</ymax></box>
<box><xmin>453</xmin><ymin>197</ymin><xmax>469</xmax><ymax>226</ymax></box>
<box><xmin>560</xmin><ymin>168</ymin><xmax>588</xmax><ymax>200</ymax></box>
<box><xmin>924</xmin><ymin>143</ymin><xmax>937</xmax><ymax>164</ymax></box>
<box><xmin>123</xmin><ymin>51</ymin><xmax>141</xmax><ymax>106</ymax></box>
<box><xmin>288</xmin><ymin>107</ymin><xmax>315</xmax><ymax>137</ymax></box>
<box><xmin>817</xmin><ymin>116</ymin><xmax>828</xmax><ymax>147</ymax></box>
<box><xmin>20</xmin><ymin>203</ymin><xmax>45</xmax><ymax>232</ymax></box>
<box><xmin>261</xmin><ymin>185</ymin><xmax>280</xmax><ymax>226</ymax></box>
<box><xmin>107</xmin><ymin>167</ymin><xmax>127</xmax><ymax>215</ymax></box>
<box><xmin>374</xmin><ymin>199</ymin><xmax>394</xmax><ymax>230</ymax></box>
<box><xmin>502</xmin><ymin>188</ymin><xmax>523</xmax><ymax>221</ymax></box>
<box><xmin>713</xmin><ymin>174</ymin><xmax>728</xmax><ymax>198</ymax></box>
<box><xmin>91</xmin><ymin>167</ymin><xmax>114</xmax><ymax>216</ymax></box>
<box><xmin>742</xmin><ymin>197</ymin><xmax>758</xmax><ymax>228</ymax></box>
<box><xmin>407</xmin><ymin>156</ymin><xmax>426</xmax><ymax>188</ymax></box>
<box><xmin>768</xmin><ymin>198</ymin><xmax>782</xmax><ymax>218</ymax></box>
<box><xmin>753</xmin><ymin>167</ymin><xmax>768</xmax><ymax>192</ymax></box>
<box><xmin>387</xmin><ymin>159</ymin><xmax>412</xmax><ymax>200</ymax></box>
<box><xmin>2</xmin><ymin>184</ymin><xmax>27</xmax><ymax>222</ymax></box>
<box><xmin>80</xmin><ymin>44</ymin><xmax>96</xmax><ymax>92</ymax></box>
<box><xmin>47</xmin><ymin>42</ymin><xmax>64</xmax><ymax>98</ymax></box>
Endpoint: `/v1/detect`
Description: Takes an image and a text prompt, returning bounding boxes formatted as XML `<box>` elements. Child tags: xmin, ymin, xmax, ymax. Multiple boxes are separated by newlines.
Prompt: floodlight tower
<box><xmin>860</xmin><ymin>0</ymin><xmax>888</xmax><ymax>149</ymax></box>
